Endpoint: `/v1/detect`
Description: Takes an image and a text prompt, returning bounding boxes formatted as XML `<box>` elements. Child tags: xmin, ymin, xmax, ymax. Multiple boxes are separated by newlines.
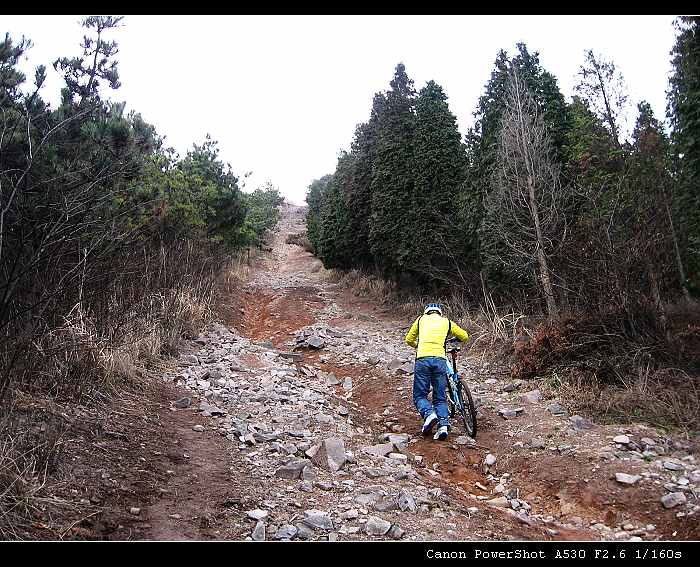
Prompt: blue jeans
<box><xmin>413</xmin><ymin>357</ymin><xmax>449</xmax><ymax>429</ymax></box>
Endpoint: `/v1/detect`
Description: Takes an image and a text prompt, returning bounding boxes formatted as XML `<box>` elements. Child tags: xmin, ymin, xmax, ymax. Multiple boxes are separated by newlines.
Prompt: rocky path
<box><xmin>142</xmin><ymin>204</ymin><xmax>698</xmax><ymax>541</ymax></box>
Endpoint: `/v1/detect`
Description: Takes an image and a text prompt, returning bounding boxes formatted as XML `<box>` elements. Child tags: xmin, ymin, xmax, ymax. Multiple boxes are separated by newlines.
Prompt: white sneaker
<box><xmin>433</xmin><ymin>426</ymin><xmax>448</xmax><ymax>441</ymax></box>
<box><xmin>421</xmin><ymin>412</ymin><xmax>438</xmax><ymax>436</ymax></box>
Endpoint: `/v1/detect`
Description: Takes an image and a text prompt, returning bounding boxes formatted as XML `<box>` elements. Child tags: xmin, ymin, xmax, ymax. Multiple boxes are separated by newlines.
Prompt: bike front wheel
<box><xmin>455</xmin><ymin>378</ymin><xmax>477</xmax><ymax>438</ymax></box>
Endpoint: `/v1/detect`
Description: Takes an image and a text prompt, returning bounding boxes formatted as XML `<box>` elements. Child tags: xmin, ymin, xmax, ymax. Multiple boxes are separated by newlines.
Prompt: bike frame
<box><xmin>445</xmin><ymin>349</ymin><xmax>463</xmax><ymax>410</ymax></box>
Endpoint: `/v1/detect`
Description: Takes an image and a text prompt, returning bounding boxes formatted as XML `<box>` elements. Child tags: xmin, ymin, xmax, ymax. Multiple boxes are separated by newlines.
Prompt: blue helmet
<box><xmin>424</xmin><ymin>303</ymin><xmax>442</xmax><ymax>316</ymax></box>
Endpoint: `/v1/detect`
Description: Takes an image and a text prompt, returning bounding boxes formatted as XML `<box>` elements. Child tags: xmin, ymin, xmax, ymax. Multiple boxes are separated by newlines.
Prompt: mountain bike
<box><xmin>445</xmin><ymin>337</ymin><xmax>477</xmax><ymax>438</ymax></box>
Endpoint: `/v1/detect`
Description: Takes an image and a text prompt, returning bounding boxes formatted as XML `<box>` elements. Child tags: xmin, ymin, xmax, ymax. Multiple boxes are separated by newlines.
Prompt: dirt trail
<box><xmin>85</xmin><ymin>204</ymin><xmax>696</xmax><ymax>541</ymax></box>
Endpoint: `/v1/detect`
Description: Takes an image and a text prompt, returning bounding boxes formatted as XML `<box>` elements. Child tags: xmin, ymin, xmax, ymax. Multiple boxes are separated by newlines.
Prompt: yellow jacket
<box><xmin>404</xmin><ymin>313</ymin><xmax>470</xmax><ymax>359</ymax></box>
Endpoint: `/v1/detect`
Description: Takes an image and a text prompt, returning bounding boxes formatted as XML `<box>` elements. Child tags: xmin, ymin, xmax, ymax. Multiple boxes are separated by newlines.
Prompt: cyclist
<box><xmin>404</xmin><ymin>303</ymin><xmax>470</xmax><ymax>441</ymax></box>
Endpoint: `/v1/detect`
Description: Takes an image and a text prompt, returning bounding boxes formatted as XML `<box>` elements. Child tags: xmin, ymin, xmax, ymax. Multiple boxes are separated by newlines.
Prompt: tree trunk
<box><xmin>661</xmin><ymin>185</ymin><xmax>691</xmax><ymax>302</ymax></box>
<box><xmin>649</xmin><ymin>267</ymin><xmax>671</xmax><ymax>342</ymax></box>
<box><xmin>528</xmin><ymin>176</ymin><xmax>559</xmax><ymax>319</ymax></box>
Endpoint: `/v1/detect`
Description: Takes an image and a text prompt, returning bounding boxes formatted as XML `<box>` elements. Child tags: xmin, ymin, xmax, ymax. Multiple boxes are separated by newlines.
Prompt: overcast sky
<box><xmin>4</xmin><ymin>15</ymin><xmax>678</xmax><ymax>204</ymax></box>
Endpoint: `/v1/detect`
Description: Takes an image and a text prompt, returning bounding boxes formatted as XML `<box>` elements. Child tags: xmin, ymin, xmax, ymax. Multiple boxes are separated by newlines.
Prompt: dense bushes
<box><xmin>0</xmin><ymin>19</ymin><xmax>282</xmax><ymax>405</ymax></box>
<box><xmin>306</xmin><ymin>26</ymin><xmax>698</xmax><ymax>319</ymax></box>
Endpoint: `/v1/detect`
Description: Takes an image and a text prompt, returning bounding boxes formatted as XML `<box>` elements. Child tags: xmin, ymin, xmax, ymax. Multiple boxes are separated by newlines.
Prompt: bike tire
<box><xmin>456</xmin><ymin>378</ymin><xmax>477</xmax><ymax>438</ymax></box>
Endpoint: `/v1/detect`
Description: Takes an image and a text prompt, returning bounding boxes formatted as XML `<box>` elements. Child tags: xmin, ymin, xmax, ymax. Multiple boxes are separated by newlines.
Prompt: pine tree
<box><xmin>667</xmin><ymin>16</ymin><xmax>700</xmax><ymax>293</ymax></box>
<box><xmin>575</xmin><ymin>50</ymin><xmax>629</xmax><ymax>149</ymax></box>
<box><xmin>305</xmin><ymin>175</ymin><xmax>332</xmax><ymax>256</ymax></box>
<box><xmin>369</xmin><ymin>63</ymin><xmax>417</xmax><ymax>278</ymax></box>
<box><xmin>411</xmin><ymin>80</ymin><xmax>468</xmax><ymax>284</ymax></box>
<box><xmin>344</xmin><ymin>94</ymin><xmax>384</xmax><ymax>269</ymax></box>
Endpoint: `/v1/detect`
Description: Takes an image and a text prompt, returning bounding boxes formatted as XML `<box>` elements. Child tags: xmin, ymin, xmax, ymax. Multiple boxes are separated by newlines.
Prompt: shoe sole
<box><xmin>421</xmin><ymin>416</ymin><xmax>438</xmax><ymax>436</ymax></box>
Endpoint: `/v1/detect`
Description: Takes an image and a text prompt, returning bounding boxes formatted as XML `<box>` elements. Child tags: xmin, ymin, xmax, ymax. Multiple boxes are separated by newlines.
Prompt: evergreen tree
<box><xmin>667</xmin><ymin>16</ymin><xmax>700</xmax><ymax>292</ymax></box>
<box><xmin>369</xmin><ymin>63</ymin><xmax>417</xmax><ymax>277</ymax></box>
<box><xmin>411</xmin><ymin>80</ymin><xmax>468</xmax><ymax>284</ymax></box>
<box><xmin>575</xmin><ymin>49</ymin><xmax>629</xmax><ymax>149</ymax></box>
<box><xmin>317</xmin><ymin>154</ymin><xmax>354</xmax><ymax>269</ymax></box>
<box><xmin>344</xmin><ymin>94</ymin><xmax>384</xmax><ymax>269</ymax></box>
<box><xmin>305</xmin><ymin>175</ymin><xmax>332</xmax><ymax>255</ymax></box>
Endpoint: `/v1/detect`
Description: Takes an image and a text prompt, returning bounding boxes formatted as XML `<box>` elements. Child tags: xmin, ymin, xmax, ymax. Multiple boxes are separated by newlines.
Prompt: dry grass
<box><xmin>515</xmin><ymin>308</ymin><xmax>700</xmax><ymax>433</ymax></box>
<box><xmin>285</xmin><ymin>232</ymin><xmax>313</xmax><ymax>252</ymax></box>
<box><xmin>336</xmin><ymin>270</ymin><xmax>397</xmax><ymax>302</ymax></box>
<box><xmin>541</xmin><ymin>364</ymin><xmax>700</xmax><ymax>434</ymax></box>
<box><xmin>0</xmin><ymin>247</ymin><xmax>235</xmax><ymax>538</ymax></box>
<box><xmin>0</xmin><ymin>407</ymin><xmax>69</xmax><ymax>539</ymax></box>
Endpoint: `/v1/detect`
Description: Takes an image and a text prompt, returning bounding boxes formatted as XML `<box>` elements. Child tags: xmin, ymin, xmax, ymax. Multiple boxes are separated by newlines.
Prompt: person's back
<box><xmin>407</xmin><ymin>312</ymin><xmax>453</xmax><ymax>359</ymax></box>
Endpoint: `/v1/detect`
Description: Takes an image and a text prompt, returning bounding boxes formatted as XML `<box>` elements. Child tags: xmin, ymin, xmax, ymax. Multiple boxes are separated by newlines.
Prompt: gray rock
<box><xmin>301</xmin><ymin>466</ymin><xmax>316</xmax><ymax>481</ymax></box>
<box><xmin>373</xmin><ymin>496</ymin><xmax>399</xmax><ymax>512</ymax></box>
<box><xmin>363</xmin><ymin>468</ymin><xmax>390</xmax><ymax>479</ymax></box>
<box><xmin>521</xmin><ymin>390</ymin><xmax>542</xmax><ymax>403</ymax></box>
<box><xmin>199</xmin><ymin>401</ymin><xmax>226</xmax><ymax>416</ymax></box>
<box><xmin>569</xmin><ymin>415</ymin><xmax>594</xmax><ymax>430</ymax></box>
<box><xmin>397</xmin><ymin>363</ymin><xmax>414</xmax><ymax>375</ymax></box>
<box><xmin>315</xmin><ymin>413</ymin><xmax>335</xmax><ymax>425</ymax></box>
<box><xmin>288</xmin><ymin>430</ymin><xmax>311</xmax><ymax>438</ymax></box>
<box><xmin>365</xmin><ymin>516</ymin><xmax>392</xmax><ymax>536</ymax></box>
<box><xmin>252</xmin><ymin>521</ymin><xmax>266</xmax><ymax>541</ymax></box>
<box><xmin>274</xmin><ymin>524</ymin><xmax>298</xmax><ymax>540</ymax></box>
<box><xmin>661</xmin><ymin>492</ymin><xmax>687</xmax><ymax>509</ymax></box>
<box><xmin>379</xmin><ymin>433</ymin><xmax>411</xmax><ymax>445</ymax></box>
<box><xmin>614</xmin><ymin>435</ymin><xmax>631</xmax><ymax>445</ymax></box>
<box><xmin>615</xmin><ymin>473</ymin><xmax>641</xmax><ymax>485</ymax></box>
<box><xmin>663</xmin><ymin>461</ymin><xmax>684</xmax><ymax>471</ymax></box>
<box><xmin>302</xmin><ymin>510</ymin><xmax>333</xmax><ymax>531</ymax></box>
<box><xmin>342</xmin><ymin>377</ymin><xmax>353</xmax><ymax>390</ymax></box>
<box><xmin>311</xmin><ymin>437</ymin><xmax>347</xmax><ymax>472</ymax></box>
<box><xmin>325</xmin><ymin>374</ymin><xmax>341</xmax><ymax>386</ymax></box>
<box><xmin>355</xmin><ymin>492</ymin><xmax>382</xmax><ymax>507</ymax></box>
<box><xmin>279</xmin><ymin>351</ymin><xmax>304</xmax><ymax>363</ymax></box>
<box><xmin>498</xmin><ymin>408</ymin><xmax>524</xmax><ymax>419</ymax></box>
<box><xmin>307</xmin><ymin>336</ymin><xmax>325</xmax><ymax>349</ymax></box>
<box><xmin>338</xmin><ymin>406</ymin><xmax>349</xmax><ymax>416</ymax></box>
<box><xmin>485</xmin><ymin>454</ymin><xmax>497</xmax><ymax>466</ymax></box>
<box><xmin>528</xmin><ymin>437</ymin><xmax>546</xmax><ymax>450</ymax></box>
<box><xmin>388</xmin><ymin>524</ymin><xmax>406</xmax><ymax>539</ymax></box>
<box><xmin>274</xmin><ymin>459</ymin><xmax>312</xmax><ymax>480</ymax></box>
<box><xmin>305</xmin><ymin>444</ymin><xmax>321</xmax><ymax>459</ymax></box>
<box><xmin>295</xmin><ymin>522</ymin><xmax>315</xmax><ymax>540</ymax></box>
<box><xmin>502</xmin><ymin>383</ymin><xmax>520</xmax><ymax>392</ymax></box>
<box><xmin>398</xmin><ymin>491</ymin><xmax>417</xmax><ymax>512</ymax></box>
<box><xmin>340</xmin><ymin>509</ymin><xmax>359</xmax><ymax>520</ymax></box>
<box><xmin>174</xmin><ymin>397</ymin><xmax>191</xmax><ymax>409</ymax></box>
<box><xmin>456</xmin><ymin>436</ymin><xmax>475</xmax><ymax>446</ymax></box>
<box><xmin>547</xmin><ymin>402</ymin><xmax>568</xmax><ymax>416</ymax></box>
<box><xmin>253</xmin><ymin>432</ymin><xmax>279</xmax><ymax>443</ymax></box>
<box><xmin>487</xmin><ymin>496</ymin><xmax>511</xmax><ymax>508</ymax></box>
<box><xmin>363</xmin><ymin>443</ymin><xmax>395</xmax><ymax>458</ymax></box>
<box><xmin>246</xmin><ymin>509</ymin><xmax>268</xmax><ymax>521</ymax></box>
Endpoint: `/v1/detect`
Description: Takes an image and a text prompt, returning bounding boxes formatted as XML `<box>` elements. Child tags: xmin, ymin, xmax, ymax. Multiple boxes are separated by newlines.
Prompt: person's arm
<box><xmin>450</xmin><ymin>320</ymin><xmax>470</xmax><ymax>342</ymax></box>
<box><xmin>404</xmin><ymin>317</ymin><xmax>420</xmax><ymax>348</ymax></box>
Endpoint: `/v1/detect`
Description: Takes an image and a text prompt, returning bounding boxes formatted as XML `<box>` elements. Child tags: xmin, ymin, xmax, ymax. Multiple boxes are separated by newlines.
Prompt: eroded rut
<box><xmin>136</xmin><ymin>204</ymin><xmax>698</xmax><ymax>541</ymax></box>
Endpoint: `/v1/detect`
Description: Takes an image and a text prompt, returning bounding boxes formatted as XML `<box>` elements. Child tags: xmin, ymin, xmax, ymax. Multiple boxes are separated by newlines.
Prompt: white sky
<box><xmin>3</xmin><ymin>15</ymin><xmax>678</xmax><ymax>205</ymax></box>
